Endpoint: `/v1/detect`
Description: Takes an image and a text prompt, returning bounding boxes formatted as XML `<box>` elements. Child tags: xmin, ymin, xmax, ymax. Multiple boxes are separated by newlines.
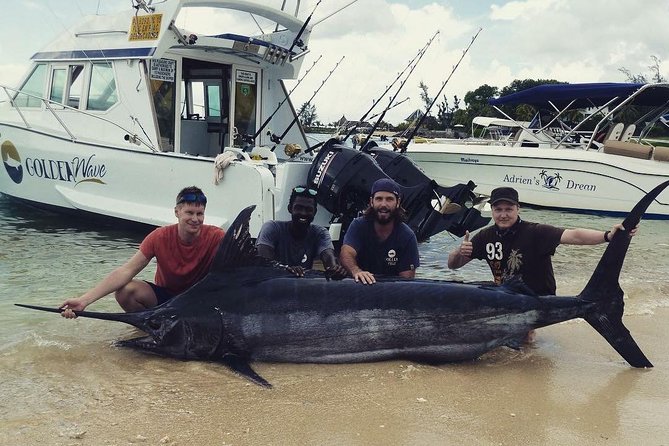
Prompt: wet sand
<box><xmin>2</xmin><ymin>309</ymin><xmax>668</xmax><ymax>446</ymax></box>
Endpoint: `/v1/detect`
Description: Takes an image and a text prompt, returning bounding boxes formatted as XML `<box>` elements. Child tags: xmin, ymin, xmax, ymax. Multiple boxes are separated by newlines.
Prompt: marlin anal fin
<box><xmin>221</xmin><ymin>354</ymin><xmax>272</xmax><ymax>388</ymax></box>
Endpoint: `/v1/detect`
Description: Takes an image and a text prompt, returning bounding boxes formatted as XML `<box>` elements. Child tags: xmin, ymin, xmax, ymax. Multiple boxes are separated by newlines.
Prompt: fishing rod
<box><xmin>359</xmin><ymin>31</ymin><xmax>440</xmax><ymax>149</ymax></box>
<box><xmin>343</xmin><ymin>31</ymin><xmax>439</xmax><ymax>143</ymax></box>
<box><xmin>367</xmin><ymin>97</ymin><xmax>410</xmax><ymax>121</ymax></box>
<box><xmin>251</xmin><ymin>54</ymin><xmax>323</xmax><ymax>142</ymax></box>
<box><xmin>305</xmin><ymin>96</ymin><xmax>411</xmax><ymax>154</ymax></box>
<box><xmin>288</xmin><ymin>0</ymin><xmax>322</xmax><ymax>56</ymax></box>
<box><xmin>401</xmin><ymin>28</ymin><xmax>482</xmax><ymax>153</ymax></box>
<box><xmin>271</xmin><ymin>56</ymin><xmax>345</xmax><ymax>153</ymax></box>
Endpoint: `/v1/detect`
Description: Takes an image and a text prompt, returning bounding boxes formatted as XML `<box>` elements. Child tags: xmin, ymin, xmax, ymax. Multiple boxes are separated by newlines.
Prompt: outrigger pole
<box><xmin>271</xmin><ymin>56</ymin><xmax>345</xmax><ymax>153</ymax></box>
<box><xmin>400</xmin><ymin>28</ymin><xmax>482</xmax><ymax>153</ymax></box>
<box><xmin>288</xmin><ymin>0</ymin><xmax>322</xmax><ymax>56</ymax></box>
<box><xmin>311</xmin><ymin>0</ymin><xmax>360</xmax><ymax>27</ymax></box>
<box><xmin>343</xmin><ymin>31</ymin><xmax>439</xmax><ymax>144</ymax></box>
<box><xmin>359</xmin><ymin>31</ymin><xmax>440</xmax><ymax>149</ymax></box>
<box><xmin>251</xmin><ymin>55</ymin><xmax>323</xmax><ymax>143</ymax></box>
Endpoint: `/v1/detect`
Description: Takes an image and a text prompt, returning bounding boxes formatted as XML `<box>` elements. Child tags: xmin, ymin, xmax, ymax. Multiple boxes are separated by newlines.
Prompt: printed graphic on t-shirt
<box><xmin>301</xmin><ymin>253</ymin><xmax>308</xmax><ymax>264</ymax></box>
<box><xmin>506</xmin><ymin>248</ymin><xmax>523</xmax><ymax>275</ymax></box>
<box><xmin>386</xmin><ymin>249</ymin><xmax>397</xmax><ymax>266</ymax></box>
<box><xmin>486</xmin><ymin>242</ymin><xmax>503</xmax><ymax>260</ymax></box>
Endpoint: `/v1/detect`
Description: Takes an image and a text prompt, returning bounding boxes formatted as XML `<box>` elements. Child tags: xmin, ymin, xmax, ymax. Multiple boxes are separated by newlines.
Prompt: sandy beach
<box><xmin>2</xmin><ymin>308</ymin><xmax>668</xmax><ymax>446</ymax></box>
<box><xmin>2</xmin><ymin>197</ymin><xmax>669</xmax><ymax>446</ymax></box>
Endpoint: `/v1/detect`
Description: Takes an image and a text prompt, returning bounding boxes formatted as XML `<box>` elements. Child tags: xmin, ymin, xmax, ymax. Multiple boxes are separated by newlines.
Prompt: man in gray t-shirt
<box><xmin>256</xmin><ymin>186</ymin><xmax>347</xmax><ymax>278</ymax></box>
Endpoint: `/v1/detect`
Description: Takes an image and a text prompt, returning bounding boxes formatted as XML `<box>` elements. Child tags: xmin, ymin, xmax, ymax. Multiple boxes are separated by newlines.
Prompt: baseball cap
<box><xmin>489</xmin><ymin>187</ymin><xmax>519</xmax><ymax>206</ymax></box>
<box><xmin>371</xmin><ymin>178</ymin><xmax>400</xmax><ymax>198</ymax></box>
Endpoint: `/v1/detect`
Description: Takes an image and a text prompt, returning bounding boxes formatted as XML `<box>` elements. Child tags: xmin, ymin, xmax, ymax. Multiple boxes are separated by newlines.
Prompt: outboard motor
<box><xmin>307</xmin><ymin>139</ymin><xmax>489</xmax><ymax>241</ymax></box>
<box><xmin>362</xmin><ymin>141</ymin><xmax>490</xmax><ymax>239</ymax></box>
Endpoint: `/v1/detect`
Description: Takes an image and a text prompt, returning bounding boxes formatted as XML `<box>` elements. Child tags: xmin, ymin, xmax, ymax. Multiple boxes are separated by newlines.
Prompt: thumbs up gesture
<box><xmin>459</xmin><ymin>230</ymin><xmax>473</xmax><ymax>257</ymax></box>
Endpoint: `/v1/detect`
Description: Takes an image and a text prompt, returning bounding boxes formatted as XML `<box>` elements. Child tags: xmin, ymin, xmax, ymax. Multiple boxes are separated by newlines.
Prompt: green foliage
<box><xmin>619</xmin><ymin>55</ymin><xmax>666</xmax><ymax>83</ymax></box>
<box><xmin>419</xmin><ymin>81</ymin><xmax>432</xmax><ymax>112</ymax></box>
<box><xmin>297</xmin><ymin>102</ymin><xmax>317</xmax><ymax>127</ymax></box>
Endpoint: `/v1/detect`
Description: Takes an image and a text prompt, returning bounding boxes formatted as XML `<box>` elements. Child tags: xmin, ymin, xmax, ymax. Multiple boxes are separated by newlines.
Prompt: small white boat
<box><xmin>401</xmin><ymin>82</ymin><xmax>669</xmax><ymax>218</ymax></box>
<box><xmin>0</xmin><ymin>0</ymin><xmax>487</xmax><ymax>240</ymax></box>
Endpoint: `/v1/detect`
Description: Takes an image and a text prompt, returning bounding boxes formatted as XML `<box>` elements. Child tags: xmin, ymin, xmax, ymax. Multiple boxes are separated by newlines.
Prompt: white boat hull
<box><xmin>0</xmin><ymin>125</ymin><xmax>321</xmax><ymax>235</ymax></box>
<box><xmin>403</xmin><ymin>143</ymin><xmax>669</xmax><ymax>218</ymax></box>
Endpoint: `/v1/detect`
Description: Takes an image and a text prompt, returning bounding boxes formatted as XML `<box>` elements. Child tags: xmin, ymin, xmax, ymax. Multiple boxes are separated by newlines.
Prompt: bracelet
<box><xmin>604</xmin><ymin>230</ymin><xmax>611</xmax><ymax>242</ymax></box>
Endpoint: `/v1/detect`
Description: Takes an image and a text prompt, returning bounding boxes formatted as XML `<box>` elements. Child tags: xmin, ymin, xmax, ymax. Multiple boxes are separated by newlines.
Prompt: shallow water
<box><xmin>1</xmin><ymin>193</ymin><xmax>669</xmax><ymax>445</ymax></box>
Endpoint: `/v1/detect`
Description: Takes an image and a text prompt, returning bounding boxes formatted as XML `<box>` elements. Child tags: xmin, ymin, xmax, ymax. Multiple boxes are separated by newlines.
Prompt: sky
<box><xmin>1</xmin><ymin>0</ymin><xmax>668</xmax><ymax>126</ymax></box>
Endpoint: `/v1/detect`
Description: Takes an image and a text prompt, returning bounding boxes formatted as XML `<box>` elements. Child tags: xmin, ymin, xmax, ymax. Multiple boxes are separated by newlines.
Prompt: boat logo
<box><xmin>23</xmin><ymin>154</ymin><xmax>107</xmax><ymax>186</ymax></box>
<box><xmin>312</xmin><ymin>150</ymin><xmax>336</xmax><ymax>186</ymax></box>
<box><xmin>540</xmin><ymin>170</ymin><xmax>562</xmax><ymax>190</ymax></box>
<box><xmin>1</xmin><ymin>141</ymin><xmax>23</xmax><ymax>184</ymax></box>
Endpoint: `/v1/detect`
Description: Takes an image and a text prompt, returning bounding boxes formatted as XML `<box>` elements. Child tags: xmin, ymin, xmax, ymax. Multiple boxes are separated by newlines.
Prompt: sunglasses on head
<box><xmin>293</xmin><ymin>187</ymin><xmax>317</xmax><ymax>196</ymax></box>
<box><xmin>177</xmin><ymin>193</ymin><xmax>207</xmax><ymax>205</ymax></box>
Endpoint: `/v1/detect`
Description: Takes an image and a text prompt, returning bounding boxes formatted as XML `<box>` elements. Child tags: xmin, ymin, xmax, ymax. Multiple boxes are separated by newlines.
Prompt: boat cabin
<box><xmin>7</xmin><ymin>0</ymin><xmax>309</xmax><ymax>159</ymax></box>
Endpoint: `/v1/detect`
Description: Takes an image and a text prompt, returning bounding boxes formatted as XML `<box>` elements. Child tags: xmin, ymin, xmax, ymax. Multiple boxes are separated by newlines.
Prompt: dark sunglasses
<box><xmin>293</xmin><ymin>187</ymin><xmax>317</xmax><ymax>196</ymax></box>
<box><xmin>177</xmin><ymin>193</ymin><xmax>207</xmax><ymax>205</ymax></box>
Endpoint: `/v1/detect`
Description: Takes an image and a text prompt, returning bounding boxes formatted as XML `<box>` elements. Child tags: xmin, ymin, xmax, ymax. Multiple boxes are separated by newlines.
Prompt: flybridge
<box><xmin>31</xmin><ymin>0</ymin><xmax>310</xmax><ymax>64</ymax></box>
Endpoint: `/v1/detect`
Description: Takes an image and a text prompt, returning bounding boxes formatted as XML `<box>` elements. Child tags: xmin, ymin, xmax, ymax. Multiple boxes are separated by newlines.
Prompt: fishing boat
<box><xmin>0</xmin><ymin>0</ymin><xmax>487</xmax><ymax>241</ymax></box>
<box><xmin>400</xmin><ymin>82</ymin><xmax>669</xmax><ymax>218</ymax></box>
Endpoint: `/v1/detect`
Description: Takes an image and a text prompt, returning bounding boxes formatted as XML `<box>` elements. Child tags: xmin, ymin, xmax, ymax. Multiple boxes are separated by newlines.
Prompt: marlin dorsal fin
<box><xmin>210</xmin><ymin>205</ymin><xmax>264</xmax><ymax>272</ymax></box>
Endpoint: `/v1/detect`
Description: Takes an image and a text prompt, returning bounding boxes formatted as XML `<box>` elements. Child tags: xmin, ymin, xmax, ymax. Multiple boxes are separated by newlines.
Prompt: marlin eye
<box><xmin>147</xmin><ymin>319</ymin><xmax>161</xmax><ymax>330</ymax></box>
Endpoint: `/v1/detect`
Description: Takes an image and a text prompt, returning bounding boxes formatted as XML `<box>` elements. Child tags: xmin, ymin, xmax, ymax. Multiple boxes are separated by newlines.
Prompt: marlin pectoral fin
<box><xmin>221</xmin><ymin>354</ymin><xmax>272</xmax><ymax>388</ymax></box>
<box><xmin>504</xmin><ymin>337</ymin><xmax>525</xmax><ymax>351</ymax></box>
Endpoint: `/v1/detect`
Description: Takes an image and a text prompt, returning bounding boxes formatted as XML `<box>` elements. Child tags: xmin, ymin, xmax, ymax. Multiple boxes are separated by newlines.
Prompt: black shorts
<box><xmin>145</xmin><ymin>281</ymin><xmax>175</xmax><ymax>306</ymax></box>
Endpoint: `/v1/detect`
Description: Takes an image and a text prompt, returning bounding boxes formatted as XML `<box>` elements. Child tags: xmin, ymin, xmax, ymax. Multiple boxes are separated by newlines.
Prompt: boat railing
<box><xmin>0</xmin><ymin>84</ymin><xmax>158</xmax><ymax>152</ymax></box>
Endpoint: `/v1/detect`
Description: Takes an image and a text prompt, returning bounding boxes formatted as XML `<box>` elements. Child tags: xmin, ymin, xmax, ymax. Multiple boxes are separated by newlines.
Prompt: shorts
<box><xmin>145</xmin><ymin>281</ymin><xmax>175</xmax><ymax>305</ymax></box>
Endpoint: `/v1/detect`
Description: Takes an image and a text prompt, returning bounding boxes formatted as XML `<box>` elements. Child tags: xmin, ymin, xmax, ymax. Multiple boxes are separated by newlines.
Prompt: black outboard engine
<box><xmin>363</xmin><ymin>141</ymin><xmax>490</xmax><ymax>238</ymax></box>
<box><xmin>307</xmin><ymin>139</ymin><xmax>489</xmax><ymax>241</ymax></box>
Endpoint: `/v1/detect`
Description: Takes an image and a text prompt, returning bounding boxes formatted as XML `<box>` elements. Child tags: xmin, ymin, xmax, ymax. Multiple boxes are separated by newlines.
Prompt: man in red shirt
<box><xmin>60</xmin><ymin>186</ymin><xmax>225</xmax><ymax>317</ymax></box>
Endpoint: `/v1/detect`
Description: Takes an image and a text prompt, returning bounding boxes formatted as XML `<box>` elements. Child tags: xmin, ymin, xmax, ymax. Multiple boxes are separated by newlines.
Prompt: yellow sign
<box><xmin>129</xmin><ymin>14</ymin><xmax>162</xmax><ymax>41</ymax></box>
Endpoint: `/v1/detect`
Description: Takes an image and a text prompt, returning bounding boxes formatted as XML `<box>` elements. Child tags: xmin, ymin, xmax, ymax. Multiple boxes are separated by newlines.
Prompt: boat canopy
<box><xmin>472</xmin><ymin>116</ymin><xmax>528</xmax><ymax>128</ymax></box>
<box><xmin>489</xmin><ymin>83</ymin><xmax>669</xmax><ymax>109</ymax></box>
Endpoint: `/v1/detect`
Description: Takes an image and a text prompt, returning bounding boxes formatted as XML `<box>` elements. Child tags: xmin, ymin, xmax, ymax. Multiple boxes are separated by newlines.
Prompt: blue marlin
<box><xmin>17</xmin><ymin>181</ymin><xmax>668</xmax><ymax>387</ymax></box>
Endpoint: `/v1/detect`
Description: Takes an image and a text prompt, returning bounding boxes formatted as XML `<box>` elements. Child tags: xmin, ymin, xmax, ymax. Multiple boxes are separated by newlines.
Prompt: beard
<box><xmin>371</xmin><ymin>206</ymin><xmax>399</xmax><ymax>225</ymax></box>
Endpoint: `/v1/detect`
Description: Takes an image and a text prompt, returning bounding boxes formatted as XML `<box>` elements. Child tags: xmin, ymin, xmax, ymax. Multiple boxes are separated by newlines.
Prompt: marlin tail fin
<box><xmin>578</xmin><ymin>180</ymin><xmax>669</xmax><ymax>368</ymax></box>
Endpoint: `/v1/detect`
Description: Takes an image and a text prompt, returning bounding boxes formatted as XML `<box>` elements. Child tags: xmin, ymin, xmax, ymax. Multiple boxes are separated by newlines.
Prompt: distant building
<box><xmin>334</xmin><ymin>115</ymin><xmax>373</xmax><ymax>132</ymax></box>
<box><xmin>405</xmin><ymin>109</ymin><xmax>424</xmax><ymax>122</ymax></box>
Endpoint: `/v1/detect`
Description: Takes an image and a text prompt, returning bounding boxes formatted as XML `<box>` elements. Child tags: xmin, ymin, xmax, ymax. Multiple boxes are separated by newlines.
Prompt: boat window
<box><xmin>14</xmin><ymin>64</ymin><xmax>47</xmax><ymax>108</ymax></box>
<box><xmin>87</xmin><ymin>62</ymin><xmax>118</xmax><ymax>111</ymax></box>
<box><xmin>207</xmin><ymin>85</ymin><xmax>221</xmax><ymax>117</ymax></box>
<box><xmin>150</xmin><ymin>78</ymin><xmax>176</xmax><ymax>151</ymax></box>
<box><xmin>185</xmin><ymin>81</ymin><xmax>206</xmax><ymax>118</ymax></box>
<box><xmin>67</xmin><ymin>65</ymin><xmax>85</xmax><ymax>109</ymax></box>
<box><xmin>49</xmin><ymin>68</ymin><xmax>67</xmax><ymax>105</ymax></box>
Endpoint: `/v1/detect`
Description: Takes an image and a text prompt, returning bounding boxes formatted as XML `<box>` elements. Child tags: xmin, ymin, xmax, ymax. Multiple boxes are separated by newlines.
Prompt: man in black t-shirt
<box><xmin>447</xmin><ymin>187</ymin><xmax>635</xmax><ymax>295</ymax></box>
<box><xmin>340</xmin><ymin>178</ymin><xmax>420</xmax><ymax>285</ymax></box>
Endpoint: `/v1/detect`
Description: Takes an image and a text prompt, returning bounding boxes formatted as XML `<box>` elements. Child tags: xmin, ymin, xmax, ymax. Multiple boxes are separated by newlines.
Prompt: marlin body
<box><xmin>18</xmin><ymin>181</ymin><xmax>669</xmax><ymax>387</ymax></box>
